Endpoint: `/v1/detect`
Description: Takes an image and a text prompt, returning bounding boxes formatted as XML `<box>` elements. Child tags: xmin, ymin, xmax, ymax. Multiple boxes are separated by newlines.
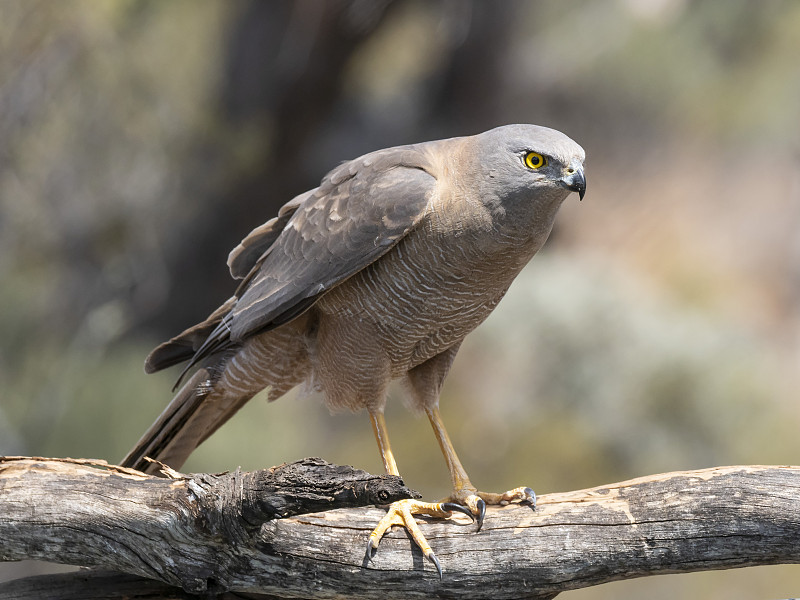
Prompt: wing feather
<box><xmin>177</xmin><ymin>147</ymin><xmax>436</xmax><ymax>376</ymax></box>
<box><xmin>232</xmin><ymin>163</ymin><xmax>434</xmax><ymax>338</ymax></box>
<box><xmin>227</xmin><ymin>190</ymin><xmax>312</xmax><ymax>279</ymax></box>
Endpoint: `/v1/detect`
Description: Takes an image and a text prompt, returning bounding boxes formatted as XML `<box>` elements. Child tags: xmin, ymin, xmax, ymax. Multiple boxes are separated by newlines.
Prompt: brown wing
<box><xmin>226</xmin><ymin>190</ymin><xmax>311</xmax><ymax>280</ymax></box>
<box><xmin>144</xmin><ymin>191</ymin><xmax>308</xmax><ymax>375</ymax></box>
<box><xmin>175</xmin><ymin>146</ymin><xmax>436</xmax><ymax>377</ymax></box>
<box><xmin>144</xmin><ymin>297</ymin><xmax>236</xmax><ymax>373</ymax></box>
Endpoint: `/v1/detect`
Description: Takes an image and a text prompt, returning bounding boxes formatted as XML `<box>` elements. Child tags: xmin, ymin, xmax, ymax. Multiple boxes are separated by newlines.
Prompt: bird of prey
<box><xmin>122</xmin><ymin>124</ymin><xmax>586</xmax><ymax>575</ymax></box>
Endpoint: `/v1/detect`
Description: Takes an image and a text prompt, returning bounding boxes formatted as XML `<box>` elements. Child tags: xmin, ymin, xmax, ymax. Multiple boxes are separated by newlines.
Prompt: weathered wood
<box><xmin>0</xmin><ymin>570</ymin><xmax>219</xmax><ymax>600</ymax></box>
<box><xmin>0</xmin><ymin>456</ymin><xmax>415</xmax><ymax>595</ymax></box>
<box><xmin>1</xmin><ymin>459</ymin><xmax>799</xmax><ymax>599</ymax></box>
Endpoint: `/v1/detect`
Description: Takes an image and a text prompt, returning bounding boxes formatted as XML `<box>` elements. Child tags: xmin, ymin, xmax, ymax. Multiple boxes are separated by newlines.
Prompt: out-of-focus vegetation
<box><xmin>1</xmin><ymin>0</ymin><xmax>798</xmax><ymax>596</ymax></box>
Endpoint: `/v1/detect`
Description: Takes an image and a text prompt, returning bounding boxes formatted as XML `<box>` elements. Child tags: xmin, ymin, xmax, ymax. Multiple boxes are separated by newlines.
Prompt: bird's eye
<box><xmin>523</xmin><ymin>151</ymin><xmax>547</xmax><ymax>170</ymax></box>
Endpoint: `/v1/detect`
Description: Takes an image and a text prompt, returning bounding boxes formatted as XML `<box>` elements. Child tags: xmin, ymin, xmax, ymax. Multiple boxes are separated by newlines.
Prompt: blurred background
<box><xmin>1</xmin><ymin>0</ymin><xmax>798</xmax><ymax>596</ymax></box>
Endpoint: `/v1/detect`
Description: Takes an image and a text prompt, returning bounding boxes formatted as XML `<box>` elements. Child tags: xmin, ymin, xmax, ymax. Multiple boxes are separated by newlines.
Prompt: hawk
<box><xmin>122</xmin><ymin>124</ymin><xmax>586</xmax><ymax>576</ymax></box>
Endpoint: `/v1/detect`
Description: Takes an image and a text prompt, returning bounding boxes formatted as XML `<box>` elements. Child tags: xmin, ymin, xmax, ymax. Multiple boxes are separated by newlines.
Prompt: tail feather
<box><xmin>120</xmin><ymin>368</ymin><xmax>254</xmax><ymax>474</ymax></box>
<box><xmin>127</xmin><ymin>312</ymin><xmax>310</xmax><ymax>475</ymax></box>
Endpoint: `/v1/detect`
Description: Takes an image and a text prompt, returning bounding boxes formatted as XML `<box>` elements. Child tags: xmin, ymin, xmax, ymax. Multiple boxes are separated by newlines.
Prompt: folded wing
<box><xmin>146</xmin><ymin>146</ymin><xmax>436</xmax><ymax>380</ymax></box>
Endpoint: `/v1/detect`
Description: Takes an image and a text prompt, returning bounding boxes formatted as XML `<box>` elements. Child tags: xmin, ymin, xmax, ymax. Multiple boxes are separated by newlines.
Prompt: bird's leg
<box><xmin>426</xmin><ymin>405</ymin><xmax>536</xmax><ymax>530</ymax></box>
<box><xmin>369</xmin><ymin>410</ymin><xmax>398</xmax><ymax>476</ymax></box>
<box><xmin>365</xmin><ymin>408</ymin><xmax>473</xmax><ymax>578</ymax></box>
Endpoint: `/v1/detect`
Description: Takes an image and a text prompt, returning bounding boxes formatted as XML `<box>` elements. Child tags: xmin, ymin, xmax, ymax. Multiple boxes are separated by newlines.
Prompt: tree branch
<box><xmin>1</xmin><ymin>458</ymin><xmax>799</xmax><ymax>599</ymax></box>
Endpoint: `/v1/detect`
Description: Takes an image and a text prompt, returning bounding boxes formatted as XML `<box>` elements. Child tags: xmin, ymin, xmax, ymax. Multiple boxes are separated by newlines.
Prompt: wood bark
<box><xmin>1</xmin><ymin>458</ymin><xmax>799</xmax><ymax>599</ymax></box>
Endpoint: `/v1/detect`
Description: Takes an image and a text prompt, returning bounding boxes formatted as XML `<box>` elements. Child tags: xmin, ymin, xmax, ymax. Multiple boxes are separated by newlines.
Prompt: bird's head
<box><xmin>468</xmin><ymin>124</ymin><xmax>586</xmax><ymax>214</ymax></box>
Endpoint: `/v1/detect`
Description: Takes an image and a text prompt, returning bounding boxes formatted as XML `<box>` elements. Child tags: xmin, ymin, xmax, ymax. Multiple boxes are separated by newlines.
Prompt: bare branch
<box><xmin>1</xmin><ymin>458</ymin><xmax>799</xmax><ymax>599</ymax></box>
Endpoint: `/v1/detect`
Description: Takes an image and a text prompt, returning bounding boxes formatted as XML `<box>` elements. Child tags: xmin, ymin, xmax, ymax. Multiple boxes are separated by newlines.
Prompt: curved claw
<box><xmin>475</xmin><ymin>497</ymin><xmax>486</xmax><ymax>532</ymax></box>
<box><xmin>428</xmin><ymin>551</ymin><xmax>443</xmax><ymax>580</ymax></box>
<box><xmin>364</xmin><ymin>539</ymin><xmax>377</xmax><ymax>563</ymax></box>
<box><xmin>523</xmin><ymin>487</ymin><xmax>537</xmax><ymax>508</ymax></box>
<box><xmin>441</xmin><ymin>502</ymin><xmax>475</xmax><ymax>522</ymax></box>
<box><xmin>365</xmin><ymin>498</ymin><xmax>459</xmax><ymax>577</ymax></box>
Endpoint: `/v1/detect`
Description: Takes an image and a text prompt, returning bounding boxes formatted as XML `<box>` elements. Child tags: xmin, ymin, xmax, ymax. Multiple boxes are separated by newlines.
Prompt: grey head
<box><xmin>458</xmin><ymin>124</ymin><xmax>586</xmax><ymax>214</ymax></box>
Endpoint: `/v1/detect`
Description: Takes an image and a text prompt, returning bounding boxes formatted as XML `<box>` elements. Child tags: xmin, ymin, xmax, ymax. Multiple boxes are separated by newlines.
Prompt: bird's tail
<box><xmin>120</xmin><ymin>367</ymin><xmax>255</xmax><ymax>475</ymax></box>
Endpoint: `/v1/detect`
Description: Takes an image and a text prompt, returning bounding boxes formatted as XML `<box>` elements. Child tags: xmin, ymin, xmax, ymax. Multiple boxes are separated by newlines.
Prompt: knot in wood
<box><xmin>237</xmin><ymin>458</ymin><xmax>417</xmax><ymax>527</ymax></box>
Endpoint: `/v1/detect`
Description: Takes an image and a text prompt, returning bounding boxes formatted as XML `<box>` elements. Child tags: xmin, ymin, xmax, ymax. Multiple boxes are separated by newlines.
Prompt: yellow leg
<box><xmin>365</xmin><ymin>406</ymin><xmax>534</xmax><ymax>577</ymax></box>
<box><xmin>426</xmin><ymin>406</ymin><xmax>475</xmax><ymax>493</ymax></box>
<box><xmin>426</xmin><ymin>405</ymin><xmax>536</xmax><ymax>529</ymax></box>
<box><xmin>369</xmin><ymin>410</ymin><xmax>399</xmax><ymax>476</ymax></box>
<box><xmin>365</xmin><ymin>408</ymin><xmax>473</xmax><ymax>578</ymax></box>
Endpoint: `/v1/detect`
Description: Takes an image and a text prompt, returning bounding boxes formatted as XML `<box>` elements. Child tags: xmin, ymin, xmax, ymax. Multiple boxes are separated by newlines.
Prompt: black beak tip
<box><xmin>560</xmin><ymin>169</ymin><xmax>586</xmax><ymax>201</ymax></box>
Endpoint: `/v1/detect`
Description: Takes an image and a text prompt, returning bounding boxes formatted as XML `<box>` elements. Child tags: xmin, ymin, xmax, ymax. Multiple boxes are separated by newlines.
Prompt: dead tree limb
<box><xmin>1</xmin><ymin>458</ymin><xmax>799</xmax><ymax>599</ymax></box>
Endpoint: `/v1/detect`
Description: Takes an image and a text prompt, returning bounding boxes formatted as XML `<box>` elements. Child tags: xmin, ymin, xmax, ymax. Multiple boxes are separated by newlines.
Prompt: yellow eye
<box><xmin>524</xmin><ymin>151</ymin><xmax>547</xmax><ymax>170</ymax></box>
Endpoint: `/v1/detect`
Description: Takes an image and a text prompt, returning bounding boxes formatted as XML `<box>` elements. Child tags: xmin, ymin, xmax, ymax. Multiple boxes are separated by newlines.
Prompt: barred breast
<box><xmin>218</xmin><ymin>202</ymin><xmax>553</xmax><ymax>413</ymax></box>
<box><xmin>314</xmin><ymin>215</ymin><xmax>538</xmax><ymax>379</ymax></box>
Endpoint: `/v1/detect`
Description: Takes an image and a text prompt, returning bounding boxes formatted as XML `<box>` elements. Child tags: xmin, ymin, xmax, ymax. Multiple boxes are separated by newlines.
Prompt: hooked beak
<box><xmin>560</xmin><ymin>165</ymin><xmax>586</xmax><ymax>201</ymax></box>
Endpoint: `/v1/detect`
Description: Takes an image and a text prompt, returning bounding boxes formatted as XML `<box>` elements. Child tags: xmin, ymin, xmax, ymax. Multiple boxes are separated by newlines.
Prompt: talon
<box><xmin>441</xmin><ymin>502</ymin><xmax>475</xmax><ymax>522</ymax></box>
<box><xmin>524</xmin><ymin>487</ymin><xmax>537</xmax><ymax>508</ymax></box>
<box><xmin>364</xmin><ymin>539</ymin><xmax>377</xmax><ymax>562</ymax></box>
<box><xmin>427</xmin><ymin>551</ymin><xmax>443</xmax><ymax>579</ymax></box>
<box><xmin>366</xmin><ymin>498</ymin><xmax>456</xmax><ymax>576</ymax></box>
<box><xmin>475</xmin><ymin>497</ymin><xmax>486</xmax><ymax>532</ymax></box>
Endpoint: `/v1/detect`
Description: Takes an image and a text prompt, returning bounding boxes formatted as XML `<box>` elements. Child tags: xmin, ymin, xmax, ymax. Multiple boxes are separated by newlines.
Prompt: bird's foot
<box><xmin>364</xmin><ymin>487</ymin><xmax>535</xmax><ymax>577</ymax></box>
<box><xmin>364</xmin><ymin>498</ymin><xmax>474</xmax><ymax>578</ymax></box>
<box><xmin>444</xmin><ymin>486</ymin><xmax>537</xmax><ymax>531</ymax></box>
